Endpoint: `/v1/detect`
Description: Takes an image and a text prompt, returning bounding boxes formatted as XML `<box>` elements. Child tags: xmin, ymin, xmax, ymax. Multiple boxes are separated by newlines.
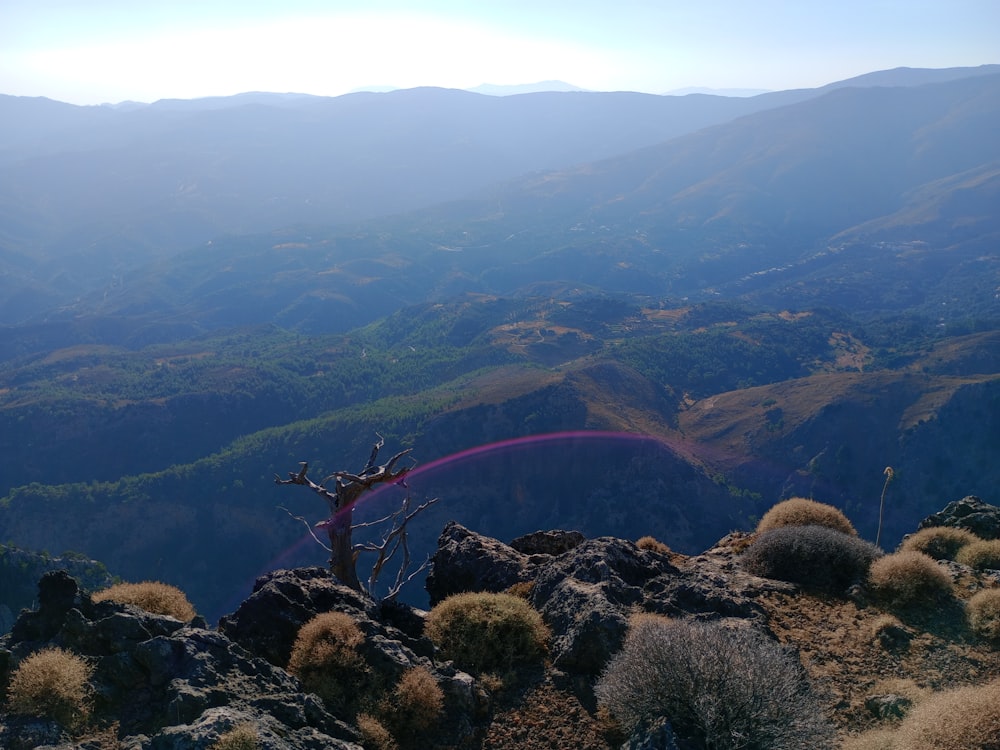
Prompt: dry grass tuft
<box><xmin>382</xmin><ymin>666</ymin><xmax>445</xmax><ymax>735</ymax></box>
<box><xmin>636</xmin><ymin>536</ymin><xmax>672</xmax><ymax>555</ymax></box>
<box><xmin>894</xmin><ymin>679</ymin><xmax>1000</xmax><ymax>749</ymax></box>
<box><xmin>839</xmin><ymin>727</ymin><xmax>899</xmax><ymax>750</ymax></box>
<box><xmin>504</xmin><ymin>581</ymin><xmax>535</xmax><ymax>599</ymax></box>
<box><xmin>756</xmin><ymin>497</ymin><xmax>857</xmax><ymax>536</ymax></box>
<box><xmin>210</xmin><ymin>723</ymin><xmax>260</xmax><ymax>750</ymax></box>
<box><xmin>867</xmin><ymin>551</ymin><xmax>954</xmax><ymax>607</ymax></box>
<box><xmin>287</xmin><ymin>612</ymin><xmax>370</xmax><ymax>713</ymax></box>
<box><xmin>92</xmin><ymin>581</ymin><xmax>196</xmax><ymax>622</ymax></box>
<box><xmin>357</xmin><ymin>713</ymin><xmax>398</xmax><ymax>750</ymax></box>
<box><xmin>955</xmin><ymin>539</ymin><xmax>1000</xmax><ymax>571</ymax></box>
<box><xmin>425</xmin><ymin>592</ymin><xmax>549</xmax><ymax>675</ymax></box>
<box><xmin>5</xmin><ymin>646</ymin><xmax>93</xmax><ymax>728</ymax></box>
<box><xmin>967</xmin><ymin>587</ymin><xmax>1000</xmax><ymax>641</ymax></box>
<box><xmin>899</xmin><ymin>527</ymin><xmax>980</xmax><ymax>561</ymax></box>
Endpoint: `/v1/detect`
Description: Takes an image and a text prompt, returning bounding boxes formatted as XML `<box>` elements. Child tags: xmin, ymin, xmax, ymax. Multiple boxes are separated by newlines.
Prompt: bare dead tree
<box><xmin>275</xmin><ymin>434</ymin><xmax>434</xmax><ymax>598</ymax></box>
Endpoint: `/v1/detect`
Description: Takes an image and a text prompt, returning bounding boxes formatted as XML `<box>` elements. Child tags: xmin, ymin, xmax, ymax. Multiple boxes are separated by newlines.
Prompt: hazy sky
<box><xmin>2</xmin><ymin>0</ymin><xmax>997</xmax><ymax>105</ymax></box>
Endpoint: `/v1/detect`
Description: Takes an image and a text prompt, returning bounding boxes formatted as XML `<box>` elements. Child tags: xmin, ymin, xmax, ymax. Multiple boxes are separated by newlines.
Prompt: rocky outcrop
<box><xmin>918</xmin><ymin>496</ymin><xmax>1000</xmax><ymax>539</ymax></box>
<box><xmin>427</xmin><ymin>524</ymin><xmax>792</xmax><ymax>680</ymax></box>
<box><xmin>426</xmin><ymin>522</ymin><xmax>538</xmax><ymax>604</ymax></box>
<box><xmin>0</xmin><ymin>547</ymin><xmax>114</xmax><ymax>635</ymax></box>
<box><xmin>1</xmin><ymin>571</ymin><xmax>360</xmax><ymax>749</ymax></box>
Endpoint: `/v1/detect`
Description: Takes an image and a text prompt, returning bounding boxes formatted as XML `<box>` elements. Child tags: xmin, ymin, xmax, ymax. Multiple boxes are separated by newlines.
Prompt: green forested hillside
<box><xmin>2</xmin><ymin>298</ymin><xmax>996</xmax><ymax>620</ymax></box>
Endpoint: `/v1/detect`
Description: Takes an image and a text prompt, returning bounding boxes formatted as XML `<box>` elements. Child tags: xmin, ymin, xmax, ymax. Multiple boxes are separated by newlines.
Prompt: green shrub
<box><xmin>741</xmin><ymin>524</ymin><xmax>880</xmax><ymax>592</ymax></box>
<box><xmin>895</xmin><ymin>679</ymin><xmax>1000</xmax><ymax>749</ymax></box>
<box><xmin>5</xmin><ymin>646</ymin><xmax>93</xmax><ymax>728</ymax></box>
<box><xmin>92</xmin><ymin>581</ymin><xmax>196</xmax><ymax>622</ymax></box>
<box><xmin>287</xmin><ymin>612</ymin><xmax>370</xmax><ymax>713</ymax></box>
<box><xmin>955</xmin><ymin>539</ymin><xmax>1000</xmax><ymax>571</ymax></box>
<box><xmin>424</xmin><ymin>592</ymin><xmax>549</xmax><ymax>675</ymax></box>
<box><xmin>899</xmin><ymin>527</ymin><xmax>980</xmax><ymax>561</ymax></box>
<box><xmin>210</xmin><ymin>724</ymin><xmax>260</xmax><ymax>750</ymax></box>
<box><xmin>594</xmin><ymin>615</ymin><xmax>834</xmax><ymax>749</ymax></box>
<box><xmin>867</xmin><ymin>551</ymin><xmax>953</xmax><ymax>607</ymax></box>
<box><xmin>756</xmin><ymin>497</ymin><xmax>857</xmax><ymax>536</ymax></box>
<box><xmin>967</xmin><ymin>588</ymin><xmax>1000</xmax><ymax>641</ymax></box>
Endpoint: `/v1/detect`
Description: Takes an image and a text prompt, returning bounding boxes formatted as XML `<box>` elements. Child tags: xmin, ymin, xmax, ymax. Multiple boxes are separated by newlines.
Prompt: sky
<box><xmin>2</xmin><ymin>0</ymin><xmax>997</xmax><ymax>105</ymax></box>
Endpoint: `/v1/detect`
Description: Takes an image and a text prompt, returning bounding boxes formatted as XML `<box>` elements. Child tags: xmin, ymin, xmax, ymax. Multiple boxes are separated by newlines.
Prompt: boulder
<box><xmin>918</xmin><ymin>496</ymin><xmax>1000</xmax><ymax>539</ymax></box>
<box><xmin>510</xmin><ymin>530</ymin><xmax>586</xmax><ymax>556</ymax></box>
<box><xmin>218</xmin><ymin>567</ymin><xmax>375</xmax><ymax>667</ymax></box>
<box><xmin>426</xmin><ymin>522</ymin><xmax>536</xmax><ymax>604</ymax></box>
<box><xmin>530</xmin><ymin>537</ymin><xmax>675</xmax><ymax>676</ymax></box>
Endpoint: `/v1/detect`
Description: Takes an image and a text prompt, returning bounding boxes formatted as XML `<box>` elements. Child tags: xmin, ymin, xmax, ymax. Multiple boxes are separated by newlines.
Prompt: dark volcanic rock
<box><xmin>425</xmin><ymin>525</ymin><xmax>793</xmax><ymax>680</ymax></box>
<box><xmin>218</xmin><ymin>567</ymin><xmax>376</xmax><ymax>667</ymax></box>
<box><xmin>918</xmin><ymin>495</ymin><xmax>1000</xmax><ymax>539</ymax></box>
<box><xmin>1</xmin><ymin>580</ymin><xmax>360</xmax><ymax>748</ymax></box>
<box><xmin>1</xmin><ymin>566</ymin><xmax>485</xmax><ymax>748</ymax></box>
<box><xmin>530</xmin><ymin>537</ymin><xmax>676</xmax><ymax>675</ymax></box>
<box><xmin>510</xmin><ymin>529</ymin><xmax>586</xmax><ymax>556</ymax></box>
<box><xmin>426</xmin><ymin>522</ymin><xmax>536</xmax><ymax>604</ymax></box>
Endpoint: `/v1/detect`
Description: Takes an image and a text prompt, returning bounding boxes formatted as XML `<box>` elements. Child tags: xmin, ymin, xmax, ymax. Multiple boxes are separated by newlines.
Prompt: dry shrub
<box><xmin>595</xmin><ymin>615</ymin><xmax>834</xmax><ymax>749</ymax></box>
<box><xmin>900</xmin><ymin>527</ymin><xmax>980</xmax><ymax>561</ymax></box>
<box><xmin>424</xmin><ymin>592</ymin><xmax>549</xmax><ymax>675</ymax></box>
<box><xmin>867</xmin><ymin>551</ymin><xmax>953</xmax><ymax>607</ymax></box>
<box><xmin>967</xmin><ymin>588</ymin><xmax>1000</xmax><ymax>641</ymax></box>
<box><xmin>5</xmin><ymin>646</ymin><xmax>93</xmax><ymax>728</ymax></box>
<box><xmin>92</xmin><ymin>581</ymin><xmax>196</xmax><ymax>622</ymax></box>
<box><xmin>357</xmin><ymin>713</ymin><xmax>397</xmax><ymax>750</ymax></box>
<box><xmin>636</xmin><ymin>536</ymin><xmax>671</xmax><ymax>555</ymax></box>
<box><xmin>839</xmin><ymin>727</ymin><xmax>899</xmax><ymax>750</ymax></box>
<box><xmin>210</xmin><ymin>723</ymin><xmax>260</xmax><ymax>750</ymax></box>
<box><xmin>381</xmin><ymin>666</ymin><xmax>444</xmax><ymax>736</ymax></box>
<box><xmin>741</xmin><ymin>524</ymin><xmax>880</xmax><ymax>592</ymax></box>
<box><xmin>756</xmin><ymin>497</ymin><xmax>857</xmax><ymax>536</ymax></box>
<box><xmin>895</xmin><ymin>679</ymin><xmax>1000</xmax><ymax>749</ymax></box>
<box><xmin>504</xmin><ymin>580</ymin><xmax>535</xmax><ymax>599</ymax></box>
<box><xmin>955</xmin><ymin>539</ymin><xmax>1000</xmax><ymax>571</ymax></box>
<box><xmin>287</xmin><ymin>612</ymin><xmax>370</xmax><ymax>713</ymax></box>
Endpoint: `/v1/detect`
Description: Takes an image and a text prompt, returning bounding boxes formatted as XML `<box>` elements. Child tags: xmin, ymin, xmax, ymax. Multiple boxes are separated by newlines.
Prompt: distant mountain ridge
<box><xmin>0</xmin><ymin>65</ymin><xmax>995</xmax><ymax>324</ymax></box>
<box><xmin>10</xmin><ymin>68</ymin><xmax>990</xmax><ymax>345</ymax></box>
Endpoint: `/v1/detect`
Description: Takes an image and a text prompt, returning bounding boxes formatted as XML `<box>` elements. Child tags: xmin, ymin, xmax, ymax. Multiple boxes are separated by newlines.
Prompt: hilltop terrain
<box><xmin>1</xmin><ymin>496</ymin><xmax>999</xmax><ymax>749</ymax></box>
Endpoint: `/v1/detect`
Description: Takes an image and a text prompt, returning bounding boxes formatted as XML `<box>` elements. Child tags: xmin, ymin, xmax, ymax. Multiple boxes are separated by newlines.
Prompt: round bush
<box><xmin>895</xmin><ymin>679</ymin><xmax>1000</xmax><ymax>749</ymax></box>
<box><xmin>955</xmin><ymin>539</ymin><xmax>1000</xmax><ymax>571</ymax></box>
<box><xmin>868</xmin><ymin>551</ymin><xmax>953</xmax><ymax>607</ymax></box>
<box><xmin>424</xmin><ymin>592</ymin><xmax>549</xmax><ymax>675</ymax></box>
<box><xmin>287</xmin><ymin>612</ymin><xmax>370</xmax><ymax>712</ymax></box>
<box><xmin>741</xmin><ymin>524</ymin><xmax>880</xmax><ymax>592</ymax></box>
<box><xmin>900</xmin><ymin>527</ymin><xmax>980</xmax><ymax>561</ymax></box>
<box><xmin>756</xmin><ymin>497</ymin><xmax>857</xmax><ymax>536</ymax></box>
<box><xmin>967</xmin><ymin>588</ymin><xmax>1000</xmax><ymax>641</ymax></box>
<box><xmin>383</xmin><ymin>666</ymin><xmax>444</xmax><ymax>735</ymax></box>
<box><xmin>92</xmin><ymin>580</ymin><xmax>196</xmax><ymax>622</ymax></box>
<box><xmin>5</xmin><ymin>646</ymin><xmax>93</xmax><ymax>728</ymax></box>
<box><xmin>595</xmin><ymin>616</ymin><xmax>834</xmax><ymax>749</ymax></box>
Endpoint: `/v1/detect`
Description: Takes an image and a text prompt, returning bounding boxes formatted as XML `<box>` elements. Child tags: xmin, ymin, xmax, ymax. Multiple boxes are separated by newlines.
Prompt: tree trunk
<box><xmin>327</xmin><ymin>510</ymin><xmax>361</xmax><ymax>591</ymax></box>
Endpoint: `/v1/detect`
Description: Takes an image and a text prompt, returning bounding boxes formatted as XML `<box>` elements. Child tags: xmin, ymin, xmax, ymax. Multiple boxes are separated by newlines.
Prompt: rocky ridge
<box><xmin>0</xmin><ymin>496</ymin><xmax>998</xmax><ymax>749</ymax></box>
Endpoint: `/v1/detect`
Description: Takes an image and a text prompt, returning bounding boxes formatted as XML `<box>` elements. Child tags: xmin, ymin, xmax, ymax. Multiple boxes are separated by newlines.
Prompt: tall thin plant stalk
<box><xmin>876</xmin><ymin>466</ymin><xmax>895</xmax><ymax>548</ymax></box>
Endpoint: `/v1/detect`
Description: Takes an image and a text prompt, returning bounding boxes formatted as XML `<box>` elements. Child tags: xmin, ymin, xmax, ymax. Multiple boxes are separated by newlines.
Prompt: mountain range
<box><xmin>0</xmin><ymin>65</ymin><xmax>998</xmax><ymax>622</ymax></box>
